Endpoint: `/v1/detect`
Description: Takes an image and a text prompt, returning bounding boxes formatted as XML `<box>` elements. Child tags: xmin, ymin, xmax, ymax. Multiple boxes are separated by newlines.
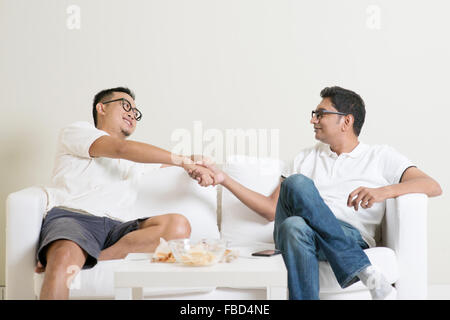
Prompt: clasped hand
<box><xmin>184</xmin><ymin>155</ymin><xmax>224</xmax><ymax>187</ymax></box>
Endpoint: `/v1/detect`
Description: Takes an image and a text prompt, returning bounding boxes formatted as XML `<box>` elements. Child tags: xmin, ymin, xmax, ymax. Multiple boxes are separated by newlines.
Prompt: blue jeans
<box><xmin>273</xmin><ymin>174</ymin><xmax>371</xmax><ymax>300</ymax></box>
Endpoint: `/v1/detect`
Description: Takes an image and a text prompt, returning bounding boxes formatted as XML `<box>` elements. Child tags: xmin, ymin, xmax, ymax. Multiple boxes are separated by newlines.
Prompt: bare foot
<box><xmin>35</xmin><ymin>261</ymin><xmax>45</xmax><ymax>273</ymax></box>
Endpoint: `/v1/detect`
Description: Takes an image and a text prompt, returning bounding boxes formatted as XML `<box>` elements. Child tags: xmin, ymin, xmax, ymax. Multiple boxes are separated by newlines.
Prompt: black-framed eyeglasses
<box><xmin>102</xmin><ymin>98</ymin><xmax>143</xmax><ymax>121</ymax></box>
<box><xmin>311</xmin><ymin>109</ymin><xmax>348</xmax><ymax>120</ymax></box>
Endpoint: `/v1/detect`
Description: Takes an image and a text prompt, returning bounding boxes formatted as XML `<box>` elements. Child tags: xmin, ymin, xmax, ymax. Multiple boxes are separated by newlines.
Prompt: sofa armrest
<box><xmin>6</xmin><ymin>187</ymin><xmax>47</xmax><ymax>299</ymax></box>
<box><xmin>382</xmin><ymin>193</ymin><xmax>428</xmax><ymax>300</ymax></box>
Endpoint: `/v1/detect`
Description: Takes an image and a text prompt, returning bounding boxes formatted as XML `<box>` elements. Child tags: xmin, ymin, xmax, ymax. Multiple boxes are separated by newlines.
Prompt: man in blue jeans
<box><xmin>190</xmin><ymin>86</ymin><xmax>442</xmax><ymax>299</ymax></box>
<box><xmin>273</xmin><ymin>174</ymin><xmax>372</xmax><ymax>299</ymax></box>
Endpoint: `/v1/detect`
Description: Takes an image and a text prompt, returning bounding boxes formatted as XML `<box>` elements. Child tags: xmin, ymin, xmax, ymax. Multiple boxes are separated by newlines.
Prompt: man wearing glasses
<box><xmin>190</xmin><ymin>86</ymin><xmax>442</xmax><ymax>300</ymax></box>
<box><xmin>35</xmin><ymin>87</ymin><xmax>215</xmax><ymax>299</ymax></box>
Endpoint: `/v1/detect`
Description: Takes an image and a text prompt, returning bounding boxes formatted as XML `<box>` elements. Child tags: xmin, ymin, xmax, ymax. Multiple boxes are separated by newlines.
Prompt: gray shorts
<box><xmin>37</xmin><ymin>207</ymin><xmax>149</xmax><ymax>269</ymax></box>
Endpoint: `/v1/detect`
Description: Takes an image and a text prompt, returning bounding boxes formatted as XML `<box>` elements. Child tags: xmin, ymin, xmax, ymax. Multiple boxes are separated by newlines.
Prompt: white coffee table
<box><xmin>114</xmin><ymin>251</ymin><xmax>288</xmax><ymax>300</ymax></box>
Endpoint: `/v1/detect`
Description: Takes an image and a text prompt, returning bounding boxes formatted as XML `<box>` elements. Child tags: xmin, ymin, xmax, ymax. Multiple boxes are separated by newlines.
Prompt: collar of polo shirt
<box><xmin>320</xmin><ymin>142</ymin><xmax>369</xmax><ymax>159</ymax></box>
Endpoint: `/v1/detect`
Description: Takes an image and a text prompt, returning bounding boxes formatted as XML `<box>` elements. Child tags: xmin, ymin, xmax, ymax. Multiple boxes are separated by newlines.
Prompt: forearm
<box><xmin>384</xmin><ymin>177</ymin><xmax>442</xmax><ymax>198</ymax></box>
<box><xmin>120</xmin><ymin>140</ymin><xmax>193</xmax><ymax>168</ymax></box>
<box><xmin>222</xmin><ymin>174</ymin><xmax>276</xmax><ymax>221</ymax></box>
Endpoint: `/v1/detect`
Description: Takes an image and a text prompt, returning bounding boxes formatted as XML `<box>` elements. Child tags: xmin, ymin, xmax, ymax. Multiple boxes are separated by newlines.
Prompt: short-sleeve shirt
<box><xmin>43</xmin><ymin>121</ymin><xmax>160</xmax><ymax>221</ymax></box>
<box><xmin>282</xmin><ymin>142</ymin><xmax>415</xmax><ymax>247</ymax></box>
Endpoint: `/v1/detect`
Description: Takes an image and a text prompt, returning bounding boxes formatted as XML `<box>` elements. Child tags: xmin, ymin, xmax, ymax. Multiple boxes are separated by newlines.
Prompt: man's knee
<box><xmin>170</xmin><ymin>213</ymin><xmax>191</xmax><ymax>238</ymax></box>
<box><xmin>280</xmin><ymin>174</ymin><xmax>317</xmax><ymax>204</ymax></box>
<box><xmin>45</xmin><ymin>240</ymin><xmax>86</xmax><ymax>270</ymax></box>
<box><xmin>158</xmin><ymin>213</ymin><xmax>191</xmax><ymax>239</ymax></box>
<box><xmin>283</xmin><ymin>174</ymin><xmax>314</xmax><ymax>192</ymax></box>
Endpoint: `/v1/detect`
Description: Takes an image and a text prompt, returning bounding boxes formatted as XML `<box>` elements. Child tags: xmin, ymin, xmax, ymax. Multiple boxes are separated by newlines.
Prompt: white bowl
<box><xmin>168</xmin><ymin>238</ymin><xmax>227</xmax><ymax>266</ymax></box>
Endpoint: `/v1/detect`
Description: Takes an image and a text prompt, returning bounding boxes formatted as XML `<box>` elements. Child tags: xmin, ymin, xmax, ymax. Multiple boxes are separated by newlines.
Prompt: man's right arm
<box><xmin>191</xmin><ymin>162</ymin><xmax>281</xmax><ymax>221</ymax></box>
<box><xmin>89</xmin><ymin>135</ymin><xmax>181</xmax><ymax>164</ymax></box>
<box><xmin>221</xmin><ymin>175</ymin><xmax>281</xmax><ymax>222</ymax></box>
<box><xmin>89</xmin><ymin>136</ymin><xmax>214</xmax><ymax>186</ymax></box>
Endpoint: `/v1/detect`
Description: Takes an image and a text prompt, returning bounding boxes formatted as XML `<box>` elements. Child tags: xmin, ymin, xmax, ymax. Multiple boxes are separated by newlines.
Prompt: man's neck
<box><xmin>329</xmin><ymin>138</ymin><xmax>360</xmax><ymax>156</ymax></box>
<box><xmin>97</xmin><ymin>124</ymin><xmax>126</xmax><ymax>140</ymax></box>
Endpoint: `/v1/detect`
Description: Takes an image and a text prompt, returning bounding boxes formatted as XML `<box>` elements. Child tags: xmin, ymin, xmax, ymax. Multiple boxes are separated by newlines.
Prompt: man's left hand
<box><xmin>347</xmin><ymin>186</ymin><xmax>390</xmax><ymax>211</ymax></box>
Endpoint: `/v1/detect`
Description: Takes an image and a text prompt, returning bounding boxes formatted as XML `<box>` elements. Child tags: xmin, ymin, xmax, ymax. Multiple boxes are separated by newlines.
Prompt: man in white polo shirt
<box><xmin>190</xmin><ymin>86</ymin><xmax>442</xmax><ymax>300</ymax></box>
<box><xmin>36</xmin><ymin>87</ymin><xmax>215</xmax><ymax>299</ymax></box>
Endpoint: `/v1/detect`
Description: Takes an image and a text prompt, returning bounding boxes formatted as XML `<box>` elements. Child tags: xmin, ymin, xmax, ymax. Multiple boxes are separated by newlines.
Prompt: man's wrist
<box><xmin>221</xmin><ymin>172</ymin><xmax>231</xmax><ymax>187</ymax></box>
<box><xmin>382</xmin><ymin>185</ymin><xmax>397</xmax><ymax>199</ymax></box>
<box><xmin>173</xmin><ymin>154</ymin><xmax>194</xmax><ymax>169</ymax></box>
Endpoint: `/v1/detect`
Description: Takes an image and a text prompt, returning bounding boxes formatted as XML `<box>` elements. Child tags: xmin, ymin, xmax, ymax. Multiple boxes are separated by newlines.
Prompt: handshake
<box><xmin>182</xmin><ymin>155</ymin><xmax>225</xmax><ymax>187</ymax></box>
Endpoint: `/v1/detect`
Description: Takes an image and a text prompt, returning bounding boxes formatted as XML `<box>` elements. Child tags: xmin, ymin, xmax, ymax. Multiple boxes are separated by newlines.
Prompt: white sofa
<box><xmin>5</xmin><ymin>156</ymin><xmax>428</xmax><ymax>300</ymax></box>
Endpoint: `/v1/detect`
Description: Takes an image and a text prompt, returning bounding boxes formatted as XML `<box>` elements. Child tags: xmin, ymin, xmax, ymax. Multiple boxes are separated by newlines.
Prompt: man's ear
<box><xmin>96</xmin><ymin>103</ymin><xmax>106</xmax><ymax>115</ymax></box>
<box><xmin>342</xmin><ymin>114</ymin><xmax>354</xmax><ymax>132</ymax></box>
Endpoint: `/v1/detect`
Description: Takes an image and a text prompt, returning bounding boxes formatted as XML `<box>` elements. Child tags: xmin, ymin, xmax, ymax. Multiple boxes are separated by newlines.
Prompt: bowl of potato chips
<box><xmin>168</xmin><ymin>238</ymin><xmax>227</xmax><ymax>266</ymax></box>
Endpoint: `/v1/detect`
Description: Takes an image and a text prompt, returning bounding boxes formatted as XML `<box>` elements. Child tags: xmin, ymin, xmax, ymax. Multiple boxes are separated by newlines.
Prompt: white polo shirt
<box><xmin>43</xmin><ymin>121</ymin><xmax>160</xmax><ymax>221</ymax></box>
<box><xmin>282</xmin><ymin>142</ymin><xmax>415</xmax><ymax>247</ymax></box>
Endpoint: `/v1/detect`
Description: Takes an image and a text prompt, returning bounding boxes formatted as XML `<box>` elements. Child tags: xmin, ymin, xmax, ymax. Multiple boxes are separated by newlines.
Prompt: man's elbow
<box><xmin>425</xmin><ymin>178</ymin><xmax>443</xmax><ymax>197</ymax></box>
<box><xmin>264</xmin><ymin>196</ymin><xmax>278</xmax><ymax>222</ymax></box>
<box><xmin>265</xmin><ymin>207</ymin><xmax>276</xmax><ymax>222</ymax></box>
<box><xmin>431</xmin><ymin>181</ymin><xmax>443</xmax><ymax>197</ymax></box>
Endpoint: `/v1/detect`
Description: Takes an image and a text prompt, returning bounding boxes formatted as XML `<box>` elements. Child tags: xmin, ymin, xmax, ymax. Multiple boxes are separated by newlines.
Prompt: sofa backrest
<box><xmin>220</xmin><ymin>155</ymin><xmax>284</xmax><ymax>247</ymax></box>
<box><xmin>131</xmin><ymin>165</ymin><xmax>220</xmax><ymax>241</ymax></box>
<box><xmin>130</xmin><ymin>157</ymin><xmax>284</xmax><ymax>245</ymax></box>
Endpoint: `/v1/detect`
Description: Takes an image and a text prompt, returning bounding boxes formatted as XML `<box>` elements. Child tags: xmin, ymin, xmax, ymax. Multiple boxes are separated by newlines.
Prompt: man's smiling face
<box><xmin>100</xmin><ymin>91</ymin><xmax>138</xmax><ymax>138</ymax></box>
<box><xmin>310</xmin><ymin>97</ymin><xmax>346</xmax><ymax>144</ymax></box>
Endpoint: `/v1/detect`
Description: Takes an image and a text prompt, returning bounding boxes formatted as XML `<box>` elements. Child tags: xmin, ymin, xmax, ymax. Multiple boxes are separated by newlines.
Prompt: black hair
<box><xmin>92</xmin><ymin>87</ymin><xmax>135</xmax><ymax>127</ymax></box>
<box><xmin>320</xmin><ymin>86</ymin><xmax>366</xmax><ymax>136</ymax></box>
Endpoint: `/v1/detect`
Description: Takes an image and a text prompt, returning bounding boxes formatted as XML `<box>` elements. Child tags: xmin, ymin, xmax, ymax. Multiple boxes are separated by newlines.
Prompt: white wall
<box><xmin>1</xmin><ymin>0</ymin><xmax>449</xmax><ymax>287</ymax></box>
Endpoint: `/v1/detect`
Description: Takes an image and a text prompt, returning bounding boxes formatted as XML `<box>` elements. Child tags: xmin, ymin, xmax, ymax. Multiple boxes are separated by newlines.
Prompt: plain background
<box><xmin>1</xmin><ymin>0</ymin><xmax>449</xmax><ymax>288</ymax></box>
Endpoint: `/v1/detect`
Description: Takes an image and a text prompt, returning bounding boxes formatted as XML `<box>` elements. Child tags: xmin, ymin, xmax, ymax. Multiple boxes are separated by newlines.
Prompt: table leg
<box><xmin>267</xmin><ymin>286</ymin><xmax>288</xmax><ymax>300</ymax></box>
<box><xmin>132</xmin><ymin>287</ymin><xmax>144</xmax><ymax>300</ymax></box>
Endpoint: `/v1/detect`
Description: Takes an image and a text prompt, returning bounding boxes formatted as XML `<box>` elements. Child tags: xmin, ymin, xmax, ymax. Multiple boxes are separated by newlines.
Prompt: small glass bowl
<box><xmin>168</xmin><ymin>238</ymin><xmax>227</xmax><ymax>266</ymax></box>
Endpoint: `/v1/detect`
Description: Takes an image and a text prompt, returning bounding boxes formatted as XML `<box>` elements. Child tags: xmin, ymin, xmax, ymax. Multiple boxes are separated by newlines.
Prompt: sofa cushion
<box><xmin>221</xmin><ymin>156</ymin><xmax>284</xmax><ymax>245</ymax></box>
<box><xmin>319</xmin><ymin>247</ymin><xmax>399</xmax><ymax>293</ymax></box>
<box><xmin>129</xmin><ymin>166</ymin><xmax>220</xmax><ymax>241</ymax></box>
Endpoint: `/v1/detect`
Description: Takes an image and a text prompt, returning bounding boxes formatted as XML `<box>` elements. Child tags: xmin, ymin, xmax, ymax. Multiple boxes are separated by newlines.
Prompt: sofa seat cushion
<box><xmin>319</xmin><ymin>247</ymin><xmax>399</xmax><ymax>293</ymax></box>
